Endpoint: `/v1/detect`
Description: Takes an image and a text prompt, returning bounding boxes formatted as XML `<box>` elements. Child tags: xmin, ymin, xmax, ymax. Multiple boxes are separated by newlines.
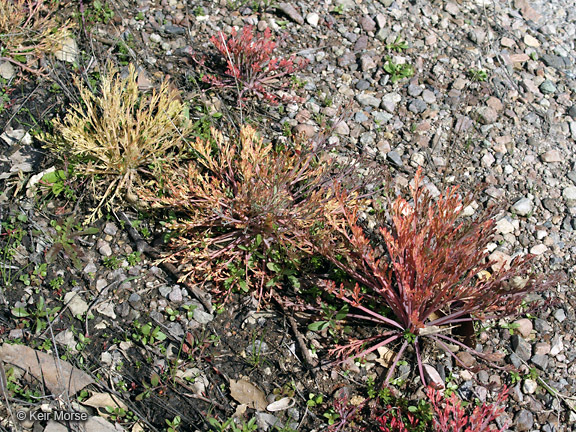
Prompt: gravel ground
<box><xmin>0</xmin><ymin>0</ymin><xmax>575</xmax><ymax>430</ymax></box>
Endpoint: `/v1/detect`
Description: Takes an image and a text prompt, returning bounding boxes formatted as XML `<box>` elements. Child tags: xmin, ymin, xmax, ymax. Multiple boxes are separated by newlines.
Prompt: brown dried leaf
<box><xmin>229</xmin><ymin>379</ymin><xmax>268</xmax><ymax>411</ymax></box>
<box><xmin>0</xmin><ymin>343</ymin><xmax>94</xmax><ymax>396</ymax></box>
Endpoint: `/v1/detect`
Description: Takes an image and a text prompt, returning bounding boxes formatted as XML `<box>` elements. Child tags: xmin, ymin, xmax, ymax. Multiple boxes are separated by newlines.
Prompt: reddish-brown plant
<box><xmin>318</xmin><ymin>168</ymin><xmax>553</xmax><ymax>384</ymax></box>
<box><xmin>427</xmin><ymin>386</ymin><xmax>509</xmax><ymax>432</ymax></box>
<box><xmin>203</xmin><ymin>25</ymin><xmax>308</xmax><ymax>104</ymax></box>
<box><xmin>139</xmin><ymin>126</ymin><xmax>345</xmax><ymax>300</ymax></box>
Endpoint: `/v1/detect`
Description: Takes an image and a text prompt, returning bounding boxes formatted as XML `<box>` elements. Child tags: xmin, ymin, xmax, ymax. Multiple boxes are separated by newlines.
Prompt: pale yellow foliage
<box><xmin>46</xmin><ymin>63</ymin><xmax>193</xmax><ymax>221</ymax></box>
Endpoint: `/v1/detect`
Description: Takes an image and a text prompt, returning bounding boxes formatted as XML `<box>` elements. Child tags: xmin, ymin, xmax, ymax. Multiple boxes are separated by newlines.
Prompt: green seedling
<box><xmin>387</xmin><ymin>35</ymin><xmax>409</xmax><ymax>52</ymax></box>
<box><xmin>383</xmin><ymin>57</ymin><xmax>414</xmax><ymax>83</ymax></box>
<box><xmin>132</xmin><ymin>321</ymin><xmax>167</xmax><ymax>345</ymax></box>
<box><xmin>12</xmin><ymin>296</ymin><xmax>61</xmax><ymax>334</ymax></box>
<box><xmin>501</xmin><ymin>322</ymin><xmax>521</xmax><ymax>335</ymax></box>
<box><xmin>45</xmin><ymin>217</ymin><xmax>99</xmax><ymax>270</ymax></box>
<box><xmin>166</xmin><ymin>415</ymin><xmax>182</xmax><ymax>432</ymax></box>
<box><xmin>102</xmin><ymin>256</ymin><xmax>121</xmax><ymax>269</ymax></box>
<box><xmin>307</xmin><ymin>393</ymin><xmax>323</xmax><ymax>408</ymax></box>
<box><xmin>48</xmin><ymin>275</ymin><xmax>65</xmax><ymax>290</ymax></box>
<box><xmin>308</xmin><ymin>304</ymin><xmax>349</xmax><ymax>339</ymax></box>
<box><xmin>468</xmin><ymin>68</ymin><xmax>488</xmax><ymax>82</ymax></box>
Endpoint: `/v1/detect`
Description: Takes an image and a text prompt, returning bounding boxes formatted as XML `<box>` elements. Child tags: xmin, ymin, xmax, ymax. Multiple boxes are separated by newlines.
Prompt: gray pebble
<box><xmin>169</xmin><ymin>286</ymin><xmax>183</xmax><ymax>302</ymax></box>
<box><xmin>164</xmin><ymin>25</ymin><xmax>186</xmax><ymax>35</ymax></box>
<box><xmin>128</xmin><ymin>293</ymin><xmax>141</xmax><ymax>305</ymax></box>
<box><xmin>531</xmin><ymin>354</ymin><xmax>549</xmax><ymax>370</ymax></box>
<box><xmin>407</xmin><ymin>84</ymin><xmax>423</xmax><ymax>97</ymax></box>
<box><xmin>104</xmin><ymin>222</ymin><xmax>118</xmax><ymax>236</ymax></box>
<box><xmin>355</xmin><ymin>111</ymin><xmax>369</xmax><ymax>122</ymax></box>
<box><xmin>355</xmin><ymin>79</ymin><xmax>371</xmax><ymax>90</ymax></box>
<box><xmin>83</xmin><ymin>262</ymin><xmax>98</xmax><ymax>275</ymax></box>
<box><xmin>387</xmin><ymin>150</ymin><xmax>403</xmax><ymax>166</ymax></box>
<box><xmin>511</xmin><ymin>335</ymin><xmax>532</xmax><ymax>361</ymax></box>
<box><xmin>563</xmin><ymin>186</ymin><xmax>576</xmax><ymax>206</ymax></box>
<box><xmin>408</xmin><ymin>99</ymin><xmax>427</xmax><ymax>113</ymax></box>
<box><xmin>373</xmin><ymin>111</ymin><xmax>393</xmax><ymax>124</ymax></box>
<box><xmin>193</xmin><ymin>309</ymin><xmax>214</xmax><ymax>324</ymax></box>
<box><xmin>356</xmin><ymin>93</ymin><xmax>381</xmax><ymax>107</ymax></box>
<box><xmin>554</xmin><ymin>308</ymin><xmax>566</xmax><ymax>322</ymax></box>
<box><xmin>539</xmin><ymin>80</ymin><xmax>557</xmax><ymax>94</ymax></box>
<box><xmin>534</xmin><ymin>318</ymin><xmax>553</xmax><ymax>333</ymax></box>
<box><xmin>541</xmin><ymin>54</ymin><xmax>571</xmax><ymax>69</ymax></box>
<box><xmin>515</xmin><ymin>409</ymin><xmax>534</xmax><ymax>431</ymax></box>
<box><xmin>159</xmin><ymin>285</ymin><xmax>172</xmax><ymax>298</ymax></box>
<box><xmin>568</xmin><ymin>105</ymin><xmax>576</xmax><ymax>119</ymax></box>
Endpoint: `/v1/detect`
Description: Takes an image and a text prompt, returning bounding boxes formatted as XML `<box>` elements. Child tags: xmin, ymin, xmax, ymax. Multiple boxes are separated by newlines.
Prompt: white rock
<box><xmin>489</xmin><ymin>250</ymin><xmax>512</xmax><ymax>271</ymax></box>
<box><xmin>482</xmin><ymin>152</ymin><xmax>496</xmax><ymax>167</ymax></box>
<box><xmin>0</xmin><ymin>61</ymin><xmax>16</xmax><ymax>80</ymax></box>
<box><xmin>1</xmin><ymin>128</ymin><xmax>32</xmax><ymax>146</ymax></box>
<box><xmin>523</xmin><ymin>379</ymin><xmax>538</xmax><ymax>394</ymax></box>
<box><xmin>496</xmin><ymin>217</ymin><xmax>515</xmax><ymax>234</ymax></box>
<box><xmin>524</xmin><ymin>34</ymin><xmax>540</xmax><ymax>47</ymax></box>
<box><xmin>150</xmin><ymin>33</ymin><xmax>162</xmax><ymax>44</ymax></box>
<box><xmin>306</xmin><ymin>13</ymin><xmax>319</xmax><ymax>27</ymax></box>
<box><xmin>511</xmin><ymin>197</ymin><xmax>533</xmax><ymax>216</ymax></box>
<box><xmin>54</xmin><ymin>37</ymin><xmax>79</xmax><ymax>63</ymax></box>
<box><xmin>563</xmin><ymin>186</ymin><xmax>576</xmax><ymax>206</ymax></box>
<box><xmin>63</xmin><ymin>292</ymin><xmax>89</xmax><ymax>317</ymax></box>
<box><xmin>530</xmin><ymin>244</ymin><xmax>547</xmax><ymax>255</ymax></box>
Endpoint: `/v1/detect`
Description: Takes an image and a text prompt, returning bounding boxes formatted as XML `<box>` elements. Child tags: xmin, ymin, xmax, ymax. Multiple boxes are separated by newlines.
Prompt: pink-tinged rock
<box><xmin>501</xmin><ymin>37</ymin><xmax>516</xmax><ymax>47</ymax></box>
<box><xmin>513</xmin><ymin>318</ymin><xmax>533</xmax><ymax>338</ymax></box>
<box><xmin>293</xmin><ymin>124</ymin><xmax>316</xmax><ymax>138</ymax></box>
<box><xmin>476</xmin><ymin>106</ymin><xmax>499</xmax><ymax>124</ymax></box>
<box><xmin>360</xmin><ymin>15</ymin><xmax>376</xmax><ymax>32</ymax></box>
<box><xmin>514</xmin><ymin>0</ymin><xmax>542</xmax><ymax>22</ymax></box>
<box><xmin>276</xmin><ymin>3</ymin><xmax>304</xmax><ymax>25</ymax></box>
<box><xmin>489</xmin><ymin>250</ymin><xmax>512</xmax><ymax>271</ymax></box>
<box><xmin>509</xmin><ymin>53</ymin><xmax>530</xmax><ymax>63</ymax></box>
<box><xmin>540</xmin><ymin>149</ymin><xmax>563</xmax><ymax>162</ymax></box>
<box><xmin>423</xmin><ymin>364</ymin><xmax>445</xmax><ymax>389</ymax></box>
<box><xmin>534</xmin><ymin>342</ymin><xmax>550</xmax><ymax>356</ymax></box>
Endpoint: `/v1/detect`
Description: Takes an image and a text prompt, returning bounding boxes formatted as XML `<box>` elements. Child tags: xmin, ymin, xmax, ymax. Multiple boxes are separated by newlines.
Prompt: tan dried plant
<box><xmin>139</xmin><ymin>125</ymin><xmax>354</xmax><ymax>300</ymax></box>
<box><xmin>45</xmin><ymin>63</ymin><xmax>193</xmax><ymax>221</ymax></box>
<box><xmin>0</xmin><ymin>0</ymin><xmax>73</xmax><ymax>74</ymax></box>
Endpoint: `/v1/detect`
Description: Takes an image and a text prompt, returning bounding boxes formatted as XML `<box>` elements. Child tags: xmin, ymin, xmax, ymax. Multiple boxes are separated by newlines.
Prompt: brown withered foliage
<box><xmin>317</xmin><ymin>168</ymin><xmax>557</xmax><ymax>384</ymax></box>
<box><xmin>0</xmin><ymin>0</ymin><xmax>73</xmax><ymax>74</ymax></box>
<box><xmin>139</xmin><ymin>125</ymin><xmax>353</xmax><ymax>300</ymax></box>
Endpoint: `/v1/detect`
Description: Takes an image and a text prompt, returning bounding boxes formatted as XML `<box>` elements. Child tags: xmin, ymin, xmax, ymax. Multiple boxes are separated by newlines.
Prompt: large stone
<box><xmin>356</xmin><ymin>93</ymin><xmax>381</xmax><ymax>107</ymax></box>
<box><xmin>563</xmin><ymin>186</ymin><xmax>576</xmax><ymax>206</ymax></box>
<box><xmin>511</xmin><ymin>335</ymin><xmax>531</xmax><ymax>361</ymax></box>
<box><xmin>540</xmin><ymin>150</ymin><xmax>563</xmax><ymax>162</ymax></box>
<box><xmin>513</xmin><ymin>318</ymin><xmax>533</xmax><ymax>338</ymax></box>
<box><xmin>531</xmin><ymin>354</ymin><xmax>549</xmax><ymax>370</ymax></box>
<box><xmin>476</xmin><ymin>106</ymin><xmax>498</xmax><ymax>124</ymax></box>
<box><xmin>511</xmin><ymin>197</ymin><xmax>534</xmax><ymax>216</ymax></box>
<box><xmin>515</xmin><ymin>409</ymin><xmax>534</xmax><ymax>432</ymax></box>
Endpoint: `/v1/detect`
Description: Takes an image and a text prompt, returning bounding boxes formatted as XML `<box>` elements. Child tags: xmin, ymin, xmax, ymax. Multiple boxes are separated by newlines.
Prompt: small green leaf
<box><xmin>308</xmin><ymin>321</ymin><xmax>328</xmax><ymax>331</ymax></box>
<box><xmin>11</xmin><ymin>307</ymin><xmax>30</xmax><ymax>318</ymax></box>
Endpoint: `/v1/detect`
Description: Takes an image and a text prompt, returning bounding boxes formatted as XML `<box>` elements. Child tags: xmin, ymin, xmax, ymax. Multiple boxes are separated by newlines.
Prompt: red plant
<box><xmin>204</xmin><ymin>25</ymin><xmax>308</xmax><ymax>104</ymax></box>
<box><xmin>318</xmin><ymin>168</ymin><xmax>554</xmax><ymax>385</ymax></box>
<box><xmin>376</xmin><ymin>406</ymin><xmax>421</xmax><ymax>432</ymax></box>
<box><xmin>427</xmin><ymin>386</ymin><xmax>509</xmax><ymax>432</ymax></box>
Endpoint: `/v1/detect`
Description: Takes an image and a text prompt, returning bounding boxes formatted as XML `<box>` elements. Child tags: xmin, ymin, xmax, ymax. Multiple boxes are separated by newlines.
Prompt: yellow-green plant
<box><xmin>45</xmin><ymin>63</ymin><xmax>193</xmax><ymax>221</ymax></box>
<box><xmin>0</xmin><ymin>0</ymin><xmax>72</xmax><ymax>74</ymax></box>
